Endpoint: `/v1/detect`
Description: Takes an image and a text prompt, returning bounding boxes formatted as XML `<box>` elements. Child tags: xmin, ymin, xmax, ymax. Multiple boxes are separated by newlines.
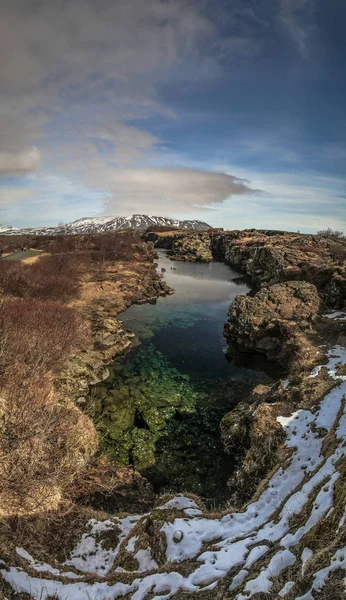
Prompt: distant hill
<box><xmin>0</xmin><ymin>214</ymin><xmax>211</xmax><ymax>235</ymax></box>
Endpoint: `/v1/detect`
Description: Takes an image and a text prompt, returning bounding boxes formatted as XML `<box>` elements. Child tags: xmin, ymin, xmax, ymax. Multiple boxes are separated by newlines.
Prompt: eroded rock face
<box><xmin>224</xmin><ymin>280</ymin><xmax>320</xmax><ymax>367</ymax></box>
<box><xmin>212</xmin><ymin>230</ymin><xmax>346</xmax><ymax>307</ymax></box>
<box><xmin>169</xmin><ymin>232</ymin><xmax>213</xmax><ymax>262</ymax></box>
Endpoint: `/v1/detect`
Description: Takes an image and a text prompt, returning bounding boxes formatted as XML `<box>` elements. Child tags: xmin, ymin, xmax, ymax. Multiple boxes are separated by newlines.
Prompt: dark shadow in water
<box><xmin>101</xmin><ymin>250</ymin><xmax>280</xmax><ymax>503</ymax></box>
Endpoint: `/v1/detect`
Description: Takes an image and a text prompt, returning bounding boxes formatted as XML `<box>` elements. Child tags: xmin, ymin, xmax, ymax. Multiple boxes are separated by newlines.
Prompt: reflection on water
<box><xmin>96</xmin><ymin>250</ymin><xmax>272</xmax><ymax>503</ymax></box>
<box><xmin>119</xmin><ymin>250</ymin><xmax>250</xmax><ymax>381</ymax></box>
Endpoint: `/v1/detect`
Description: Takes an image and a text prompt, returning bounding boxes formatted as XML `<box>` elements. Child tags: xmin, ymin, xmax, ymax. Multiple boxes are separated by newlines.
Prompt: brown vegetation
<box><xmin>0</xmin><ymin>375</ymin><xmax>97</xmax><ymax>516</ymax></box>
<box><xmin>0</xmin><ymin>258</ymin><xmax>81</xmax><ymax>301</ymax></box>
<box><xmin>0</xmin><ymin>231</ymin><xmax>161</xmax><ymax>521</ymax></box>
<box><xmin>0</xmin><ymin>299</ymin><xmax>88</xmax><ymax>385</ymax></box>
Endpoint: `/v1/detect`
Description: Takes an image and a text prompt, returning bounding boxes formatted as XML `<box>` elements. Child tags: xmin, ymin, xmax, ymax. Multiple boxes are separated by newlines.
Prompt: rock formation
<box><xmin>224</xmin><ymin>280</ymin><xmax>320</xmax><ymax>368</ymax></box>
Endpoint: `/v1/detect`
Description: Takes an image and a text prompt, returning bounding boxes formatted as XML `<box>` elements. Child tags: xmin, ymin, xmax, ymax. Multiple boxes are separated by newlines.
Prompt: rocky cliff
<box><xmin>1</xmin><ymin>229</ymin><xmax>346</xmax><ymax>600</ymax></box>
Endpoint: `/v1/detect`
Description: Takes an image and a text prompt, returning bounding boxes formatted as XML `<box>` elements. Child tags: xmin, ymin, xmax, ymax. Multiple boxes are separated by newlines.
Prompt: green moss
<box><xmin>143</xmin><ymin>407</ymin><xmax>167</xmax><ymax>434</ymax></box>
<box><xmin>151</xmin><ymin>510</ymin><xmax>165</xmax><ymax>521</ymax></box>
<box><xmin>93</xmin><ymin>344</ymin><xmax>199</xmax><ymax>470</ymax></box>
<box><xmin>131</xmin><ymin>429</ymin><xmax>156</xmax><ymax>470</ymax></box>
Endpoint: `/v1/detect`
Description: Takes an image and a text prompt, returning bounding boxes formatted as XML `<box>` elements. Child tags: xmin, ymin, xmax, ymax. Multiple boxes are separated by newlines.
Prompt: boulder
<box><xmin>224</xmin><ymin>280</ymin><xmax>320</xmax><ymax>368</ymax></box>
<box><xmin>170</xmin><ymin>233</ymin><xmax>212</xmax><ymax>262</ymax></box>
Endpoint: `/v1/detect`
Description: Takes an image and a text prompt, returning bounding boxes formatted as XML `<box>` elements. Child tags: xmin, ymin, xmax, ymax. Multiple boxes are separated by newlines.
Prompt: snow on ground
<box><xmin>2</xmin><ymin>346</ymin><xmax>346</xmax><ymax>599</ymax></box>
<box><xmin>63</xmin><ymin>516</ymin><xmax>141</xmax><ymax>575</ymax></box>
<box><xmin>295</xmin><ymin>546</ymin><xmax>346</xmax><ymax>600</ymax></box>
<box><xmin>324</xmin><ymin>311</ymin><xmax>346</xmax><ymax>321</ymax></box>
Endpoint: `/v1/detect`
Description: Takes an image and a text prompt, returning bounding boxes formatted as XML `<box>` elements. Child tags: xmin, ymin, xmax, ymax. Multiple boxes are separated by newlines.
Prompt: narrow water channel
<box><xmin>92</xmin><ymin>250</ymin><xmax>273</xmax><ymax>504</ymax></box>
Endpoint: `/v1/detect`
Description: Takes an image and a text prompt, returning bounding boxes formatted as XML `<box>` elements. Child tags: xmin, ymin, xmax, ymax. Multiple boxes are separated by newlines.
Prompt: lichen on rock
<box><xmin>224</xmin><ymin>280</ymin><xmax>320</xmax><ymax>368</ymax></box>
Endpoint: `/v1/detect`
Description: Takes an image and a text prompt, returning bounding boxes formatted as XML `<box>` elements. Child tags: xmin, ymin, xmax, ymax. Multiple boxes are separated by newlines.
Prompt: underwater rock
<box><xmin>131</xmin><ymin>429</ymin><xmax>157</xmax><ymax>470</ymax></box>
<box><xmin>92</xmin><ymin>345</ymin><xmax>198</xmax><ymax>474</ymax></box>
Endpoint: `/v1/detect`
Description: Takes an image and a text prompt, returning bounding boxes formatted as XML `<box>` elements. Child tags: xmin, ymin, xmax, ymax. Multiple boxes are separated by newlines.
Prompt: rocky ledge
<box><xmin>144</xmin><ymin>230</ymin><xmax>213</xmax><ymax>262</ymax></box>
<box><xmin>56</xmin><ymin>247</ymin><xmax>172</xmax><ymax>400</ymax></box>
<box><xmin>218</xmin><ymin>230</ymin><xmax>346</xmax><ymax>510</ymax></box>
<box><xmin>224</xmin><ymin>280</ymin><xmax>320</xmax><ymax>368</ymax></box>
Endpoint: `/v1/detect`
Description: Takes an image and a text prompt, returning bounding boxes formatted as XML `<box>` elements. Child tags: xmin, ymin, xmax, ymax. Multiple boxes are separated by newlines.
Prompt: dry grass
<box><xmin>0</xmin><ymin>231</ymin><xmax>162</xmax><ymax>530</ymax></box>
<box><xmin>0</xmin><ymin>299</ymin><xmax>89</xmax><ymax>385</ymax></box>
<box><xmin>0</xmin><ymin>374</ymin><xmax>97</xmax><ymax>517</ymax></box>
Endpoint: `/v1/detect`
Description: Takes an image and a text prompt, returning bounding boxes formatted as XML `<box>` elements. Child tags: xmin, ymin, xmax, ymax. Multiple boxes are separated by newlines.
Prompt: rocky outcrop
<box><xmin>219</xmin><ymin>231</ymin><xmax>345</xmax><ymax>508</ymax></box>
<box><xmin>57</xmin><ymin>250</ymin><xmax>172</xmax><ymax>399</ymax></box>
<box><xmin>212</xmin><ymin>229</ymin><xmax>346</xmax><ymax>307</ymax></box>
<box><xmin>224</xmin><ymin>280</ymin><xmax>320</xmax><ymax>369</ymax></box>
<box><xmin>221</xmin><ymin>345</ymin><xmax>339</xmax><ymax>507</ymax></box>
<box><xmin>169</xmin><ymin>232</ymin><xmax>213</xmax><ymax>262</ymax></box>
<box><xmin>151</xmin><ymin>228</ymin><xmax>346</xmax><ymax>306</ymax></box>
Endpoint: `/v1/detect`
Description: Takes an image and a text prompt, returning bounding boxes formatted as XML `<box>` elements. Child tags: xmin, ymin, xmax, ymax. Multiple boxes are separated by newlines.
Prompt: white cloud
<box><xmin>0</xmin><ymin>147</ymin><xmax>41</xmax><ymax>175</ymax></box>
<box><xmin>212</xmin><ymin>166</ymin><xmax>346</xmax><ymax>233</ymax></box>
<box><xmin>103</xmin><ymin>167</ymin><xmax>258</xmax><ymax>215</ymax></box>
<box><xmin>0</xmin><ymin>0</ymin><xmax>258</xmax><ymax>216</ymax></box>
<box><xmin>0</xmin><ymin>188</ymin><xmax>33</xmax><ymax>206</ymax></box>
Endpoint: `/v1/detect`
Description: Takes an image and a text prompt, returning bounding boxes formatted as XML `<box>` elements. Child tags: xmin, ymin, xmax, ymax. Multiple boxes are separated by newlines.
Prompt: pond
<box><xmin>91</xmin><ymin>250</ymin><xmax>273</xmax><ymax>504</ymax></box>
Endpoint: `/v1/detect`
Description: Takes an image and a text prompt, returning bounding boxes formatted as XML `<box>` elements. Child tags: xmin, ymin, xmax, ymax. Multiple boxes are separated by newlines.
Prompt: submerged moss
<box><xmin>91</xmin><ymin>344</ymin><xmax>199</xmax><ymax>470</ymax></box>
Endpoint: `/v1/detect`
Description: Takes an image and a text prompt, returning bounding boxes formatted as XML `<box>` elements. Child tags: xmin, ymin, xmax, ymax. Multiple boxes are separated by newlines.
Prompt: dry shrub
<box><xmin>47</xmin><ymin>235</ymin><xmax>79</xmax><ymax>253</ymax></box>
<box><xmin>0</xmin><ymin>299</ymin><xmax>89</xmax><ymax>385</ymax></box>
<box><xmin>145</xmin><ymin>225</ymin><xmax>178</xmax><ymax>232</ymax></box>
<box><xmin>0</xmin><ymin>374</ymin><xmax>98</xmax><ymax>516</ymax></box>
<box><xmin>317</xmin><ymin>228</ymin><xmax>345</xmax><ymax>239</ymax></box>
<box><xmin>0</xmin><ymin>260</ymin><xmax>81</xmax><ymax>301</ymax></box>
<box><xmin>69</xmin><ymin>456</ymin><xmax>156</xmax><ymax>514</ymax></box>
<box><xmin>91</xmin><ymin>232</ymin><xmax>143</xmax><ymax>262</ymax></box>
<box><xmin>0</xmin><ymin>235</ymin><xmax>31</xmax><ymax>254</ymax></box>
<box><xmin>298</xmin><ymin>243</ymin><xmax>327</xmax><ymax>256</ymax></box>
<box><xmin>328</xmin><ymin>241</ymin><xmax>346</xmax><ymax>263</ymax></box>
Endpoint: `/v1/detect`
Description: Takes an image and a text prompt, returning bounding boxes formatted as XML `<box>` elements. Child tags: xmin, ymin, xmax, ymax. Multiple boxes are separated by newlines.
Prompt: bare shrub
<box><xmin>145</xmin><ymin>225</ymin><xmax>178</xmax><ymax>232</ymax></box>
<box><xmin>0</xmin><ymin>374</ymin><xmax>97</xmax><ymax>516</ymax></box>
<box><xmin>328</xmin><ymin>241</ymin><xmax>346</xmax><ymax>263</ymax></box>
<box><xmin>91</xmin><ymin>232</ymin><xmax>143</xmax><ymax>262</ymax></box>
<box><xmin>317</xmin><ymin>228</ymin><xmax>345</xmax><ymax>239</ymax></box>
<box><xmin>0</xmin><ymin>235</ymin><xmax>31</xmax><ymax>254</ymax></box>
<box><xmin>0</xmin><ymin>259</ymin><xmax>81</xmax><ymax>301</ymax></box>
<box><xmin>0</xmin><ymin>299</ymin><xmax>89</xmax><ymax>385</ymax></box>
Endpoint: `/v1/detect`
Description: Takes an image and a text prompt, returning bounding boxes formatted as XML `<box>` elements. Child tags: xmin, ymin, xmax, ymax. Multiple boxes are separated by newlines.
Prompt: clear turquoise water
<box><xmin>101</xmin><ymin>251</ymin><xmax>272</xmax><ymax>502</ymax></box>
<box><xmin>119</xmin><ymin>250</ymin><xmax>251</xmax><ymax>383</ymax></box>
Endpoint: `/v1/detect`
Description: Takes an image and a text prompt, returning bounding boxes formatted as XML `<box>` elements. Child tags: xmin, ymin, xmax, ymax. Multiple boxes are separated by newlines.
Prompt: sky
<box><xmin>0</xmin><ymin>0</ymin><xmax>345</xmax><ymax>232</ymax></box>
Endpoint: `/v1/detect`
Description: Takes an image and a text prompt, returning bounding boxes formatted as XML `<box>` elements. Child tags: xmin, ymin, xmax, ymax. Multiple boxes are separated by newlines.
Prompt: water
<box><xmin>119</xmin><ymin>250</ymin><xmax>250</xmax><ymax>382</ymax></box>
<box><xmin>94</xmin><ymin>250</ymin><xmax>273</xmax><ymax>503</ymax></box>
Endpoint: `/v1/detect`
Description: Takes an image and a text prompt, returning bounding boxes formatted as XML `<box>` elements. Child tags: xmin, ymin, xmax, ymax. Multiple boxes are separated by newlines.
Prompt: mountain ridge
<box><xmin>0</xmin><ymin>214</ymin><xmax>211</xmax><ymax>235</ymax></box>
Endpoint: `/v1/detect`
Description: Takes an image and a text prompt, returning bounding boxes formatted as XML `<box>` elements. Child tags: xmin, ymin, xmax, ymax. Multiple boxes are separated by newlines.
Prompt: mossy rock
<box><xmin>101</xmin><ymin>404</ymin><xmax>136</xmax><ymax>437</ymax></box>
<box><xmin>91</xmin><ymin>384</ymin><xmax>108</xmax><ymax>400</ymax></box>
<box><xmin>100</xmin><ymin>430</ymin><xmax>133</xmax><ymax>464</ymax></box>
<box><xmin>131</xmin><ymin>429</ymin><xmax>156</xmax><ymax>471</ymax></box>
<box><xmin>143</xmin><ymin>407</ymin><xmax>167</xmax><ymax>434</ymax></box>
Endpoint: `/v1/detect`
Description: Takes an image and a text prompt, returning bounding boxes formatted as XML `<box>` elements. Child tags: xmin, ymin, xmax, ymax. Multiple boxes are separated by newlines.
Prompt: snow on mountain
<box><xmin>0</xmin><ymin>215</ymin><xmax>211</xmax><ymax>236</ymax></box>
<box><xmin>0</xmin><ymin>224</ymin><xmax>19</xmax><ymax>234</ymax></box>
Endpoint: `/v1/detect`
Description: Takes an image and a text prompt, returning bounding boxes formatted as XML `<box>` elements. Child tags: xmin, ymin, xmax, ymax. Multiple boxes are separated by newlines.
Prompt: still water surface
<box><xmin>103</xmin><ymin>250</ymin><xmax>270</xmax><ymax>502</ymax></box>
<box><xmin>120</xmin><ymin>250</ymin><xmax>250</xmax><ymax>382</ymax></box>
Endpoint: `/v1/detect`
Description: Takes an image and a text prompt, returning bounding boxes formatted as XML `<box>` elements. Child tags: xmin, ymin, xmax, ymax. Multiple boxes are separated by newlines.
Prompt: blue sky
<box><xmin>0</xmin><ymin>0</ymin><xmax>345</xmax><ymax>232</ymax></box>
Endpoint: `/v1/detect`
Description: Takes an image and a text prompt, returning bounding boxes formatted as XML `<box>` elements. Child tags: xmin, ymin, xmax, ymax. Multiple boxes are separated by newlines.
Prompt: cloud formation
<box><xmin>279</xmin><ymin>0</ymin><xmax>317</xmax><ymax>58</ymax></box>
<box><xmin>0</xmin><ymin>0</ymin><xmax>343</xmax><ymax>232</ymax></box>
<box><xmin>0</xmin><ymin>148</ymin><xmax>41</xmax><ymax>175</ymax></box>
<box><xmin>0</xmin><ymin>0</ymin><xmax>259</xmax><ymax>222</ymax></box>
<box><xmin>104</xmin><ymin>168</ymin><xmax>258</xmax><ymax>215</ymax></box>
<box><xmin>0</xmin><ymin>188</ymin><xmax>33</xmax><ymax>206</ymax></box>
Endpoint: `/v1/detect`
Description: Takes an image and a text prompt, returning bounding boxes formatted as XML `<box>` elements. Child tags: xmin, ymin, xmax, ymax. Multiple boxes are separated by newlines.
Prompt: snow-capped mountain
<box><xmin>0</xmin><ymin>224</ymin><xmax>19</xmax><ymax>234</ymax></box>
<box><xmin>0</xmin><ymin>215</ymin><xmax>211</xmax><ymax>236</ymax></box>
